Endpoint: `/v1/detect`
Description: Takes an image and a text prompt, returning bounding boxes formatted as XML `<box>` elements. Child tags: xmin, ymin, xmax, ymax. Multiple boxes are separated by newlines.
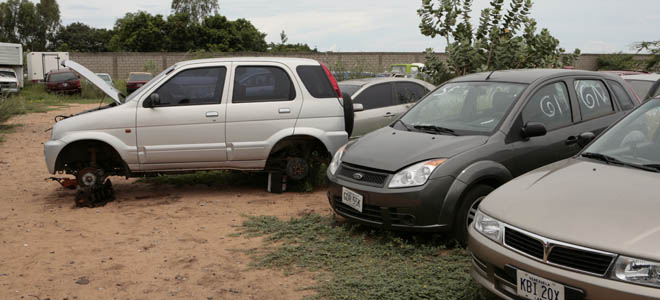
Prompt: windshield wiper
<box><xmin>392</xmin><ymin>119</ymin><xmax>411</xmax><ymax>131</ymax></box>
<box><xmin>413</xmin><ymin>124</ymin><xmax>458</xmax><ymax>136</ymax></box>
<box><xmin>581</xmin><ymin>152</ymin><xmax>659</xmax><ymax>173</ymax></box>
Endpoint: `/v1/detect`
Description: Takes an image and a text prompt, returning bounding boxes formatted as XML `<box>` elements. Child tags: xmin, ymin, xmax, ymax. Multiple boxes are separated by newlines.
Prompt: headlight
<box><xmin>328</xmin><ymin>144</ymin><xmax>346</xmax><ymax>175</ymax></box>
<box><xmin>612</xmin><ymin>255</ymin><xmax>660</xmax><ymax>288</ymax></box>
<box><xmin>388</xmin><ymin>159</ymin><xmax>445</xmax><ymax>188</ymax></box>
<box><xmin>474</xmin><ymin>210</ymin><xmax>504</xmax><ymax>244</ymax></box>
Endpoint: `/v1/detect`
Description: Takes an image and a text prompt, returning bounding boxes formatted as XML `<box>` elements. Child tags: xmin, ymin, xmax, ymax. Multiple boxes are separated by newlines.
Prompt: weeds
<box><xmin>239</xmin><ymin>214</ymin><xmax>497</xmax><ymax>300</ymax></box>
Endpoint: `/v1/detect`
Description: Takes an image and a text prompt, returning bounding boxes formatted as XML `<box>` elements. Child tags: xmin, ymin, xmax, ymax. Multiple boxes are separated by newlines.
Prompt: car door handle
<box><xmin>279</xmin><ymin>108</ymin><xmax>291</xmax><ymax>114</ymax></box>
<box><xmin>206</xmin><ymin>111</ymin><xmax>219</xmax><ymax>118</ymax></box>
<box><xmin>565</xmin><ymin>135</ymin><xmax>578</xmax><ymax>145</ymax></box>
<box><xmin>384</xmin><ymin>112</ymin><xmax>396</xmax><ymax>117</ymax></box>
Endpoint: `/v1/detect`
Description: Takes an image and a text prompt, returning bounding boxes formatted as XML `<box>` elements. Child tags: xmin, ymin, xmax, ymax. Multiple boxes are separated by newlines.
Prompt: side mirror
<box><xmin>577</xmin><ymin>132</ymin><xmax>596</xmax><ymax>148</ymax></box>
<box><xmin>521</xmin><ymin>122</ymin><xmax>547</xmax><ymax>139</ymax></box>
<box><xmin>144</xmin><ymin>93</ymin><xmax>160</xmax><ymax>108</ymax></box>
<box><xmin>353</xmin><ymin>103</ymin><xmax>364</xmax><ymax>112</ymax></box>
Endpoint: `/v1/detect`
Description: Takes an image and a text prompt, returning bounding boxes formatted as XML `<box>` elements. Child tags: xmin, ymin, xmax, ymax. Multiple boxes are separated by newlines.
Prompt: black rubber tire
<box><xmin>342</xmin><ymin>92</ymin><xmax>355</xmax><ymax>138</ymax></box>
<box><xmin>453</xmin><ymin>184</ymin><xmax>494</xmax><ymax>246</ymax></box>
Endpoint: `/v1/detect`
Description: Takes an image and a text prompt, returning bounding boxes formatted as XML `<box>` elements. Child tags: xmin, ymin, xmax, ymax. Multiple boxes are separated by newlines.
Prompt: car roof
<box><xmin>176</xmin><ymin>57</ymin><xmax>320</xmax><ymax>68</ymax></box>
<box><xmin>449</xmin><ymin>69</ymin><xmax>616</xmax><ymax>84</ymax></box>
<box><xmin>622</xmin><ymin>73</ymin><xmax>660</xmax><ymax>81</ymax></box>
<box><xmin>128</xmin><ymin>72</ymin><xmax>152</xmax><ymax>75</ymax></box>
<box><xmin>338</xmin><ymin>77</ymin><xmax>429</xmax><ymax>86</ymax></box>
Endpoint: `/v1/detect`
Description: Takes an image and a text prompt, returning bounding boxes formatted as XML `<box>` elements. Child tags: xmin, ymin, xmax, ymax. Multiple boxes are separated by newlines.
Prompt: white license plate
<box><xmin>341</xmin><ymin>187</ymin><xmax>363</xmax><ymax>213</ymax></box>
<box><xmin>517</xmin><ymin>270</ymin><xmax>565</xmax><ymax>300</ymax></box>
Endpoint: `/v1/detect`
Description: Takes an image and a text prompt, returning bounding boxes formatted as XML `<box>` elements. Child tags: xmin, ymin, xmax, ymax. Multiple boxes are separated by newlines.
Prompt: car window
<box><xmin>625</xmin><ymin>80</ymin><xmax>653</xmax><ymax>98</ymax></box>
<box><xmin>49</xmin><ymin>72</ymin><xmax>77</xmax><ymax>82</ymax></box>
<box><xmin>296</xmin><ymin>66</ymin><xmax>335</xmax><ymax>98</ymax></box>
<box><xmin>153</xmin><ymin>67</ymin><xmax>226</xmax><ymax>106</ymax></box>
<box><xmin>233</xmin><ymin>66</ymin><xmax>296</xmax><ymax>103</ymax></box>
<box><xmin>522</xmin><ymin>82</ymin><xmax>572</xmax><ymax>131</ymax></box>
<box><xmin>337</xmin><ymin>84</ymin><xmax>362</xmax><ymax>98</ymax></box>
<box><xmin>395</xmin><ymin>82</ymin><xmax>428</xmax><ymax>104</ymax></box>
<box><xmin>129</xmin><ymin>73</ymin><xmax>153</xmax><ymax>81</ymax></box>
<box><xmin>607</xmin><ymin>80</ymin><xmax>635</xmax><ymax>110</ymax></box>
<box><xmin>354</xmin><ymin>83</ymin><xmax>393</xmax><ymax>110</ymax></box>
<box><xmin>574</xmin><ymin>80</ymin><xmax>614</xmax><ymax>120</ymax></box>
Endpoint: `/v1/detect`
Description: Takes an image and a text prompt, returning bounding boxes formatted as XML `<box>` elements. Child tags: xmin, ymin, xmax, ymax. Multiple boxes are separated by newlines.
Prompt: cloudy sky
<box><xmin>58</xmin><ymin>0</ymin><xmax>658</xmax><ymax>53</ymax></box>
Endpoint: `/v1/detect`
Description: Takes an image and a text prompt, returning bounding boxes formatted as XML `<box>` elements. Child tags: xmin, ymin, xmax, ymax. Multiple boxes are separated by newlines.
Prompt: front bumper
<box><xmin>468</xmin><ymin>225</ymin><xmax>660</xmax><ymax>300</ymax></box>
<box><xmin>44</xmin><ymin>140</ymin><xmax>66</xmax><ymax>174</ymax></box>
<box><xmin>0</xmin><ymin>87</ymin><xmax>19</xmax><ymax>94</ymax></box>
<box><xmin>327</xmin><ymin>169</ymin><xmax>455</xmax><ymax>231</ymax></box>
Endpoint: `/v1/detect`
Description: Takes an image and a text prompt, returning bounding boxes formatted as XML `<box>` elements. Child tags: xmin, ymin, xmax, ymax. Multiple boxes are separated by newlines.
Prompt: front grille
<box><xmin>337</xmin><ymin>163</ymin><xmax>389</xmax><ymax>187</ymax></box>
<box><xmin>332</xmin><ymin>197</ymin><xmax>414</xmax><ymax>226</ymax></box>
<box><xmin>0</xmin><ymin>82</ymin><xmax>17</xmax><ymax>88</ymax></box>
<box><xmin>504</xmin><ymin>226</ymin><xmax>615</xmax><ymax>276</ymax></box>
<box><xmin>548</xmin><ymin>246</ymin><xmax>614</xmax><ymax>275</ymax></box>
<box><xmin>504</xmin><ymin>227</ymin><xmax>544</xmax><ymax>259</ymax></box>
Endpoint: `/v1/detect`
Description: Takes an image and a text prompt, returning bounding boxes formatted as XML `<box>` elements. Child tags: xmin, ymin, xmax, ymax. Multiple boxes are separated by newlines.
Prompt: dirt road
<box><xmin>0</xmin><ymin>104</ymin><xmax>331</xmax><ymax>300</ymax></box>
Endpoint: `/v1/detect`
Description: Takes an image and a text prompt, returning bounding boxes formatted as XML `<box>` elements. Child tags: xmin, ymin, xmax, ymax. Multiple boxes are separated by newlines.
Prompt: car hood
<box><xmin>62</xmin><ymin>60</ymin><xmax>123</xmax><ymax>104</ymax></box>
<box><xmin>342</xmin><ymin>127</ymin><xmax>488</xmax><ymax>172</ymax></box>
<box><xmin>481</xmin><ymin>158</ymin><xmax>660</xmax><ymax>260</ymax></box>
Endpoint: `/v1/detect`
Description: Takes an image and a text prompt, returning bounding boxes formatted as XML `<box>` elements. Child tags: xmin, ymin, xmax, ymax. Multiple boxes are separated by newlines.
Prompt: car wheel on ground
<box><xmin>453</xmin><ymin>184</ymin><xmax>493</xmax><ymax>246</ymax></box>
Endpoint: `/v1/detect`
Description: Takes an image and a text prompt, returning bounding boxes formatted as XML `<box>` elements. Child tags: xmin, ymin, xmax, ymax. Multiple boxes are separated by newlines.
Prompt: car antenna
<box><xmin>486</xmin><ymin>70</ymin><xmax>496</xmax><ymax>80</ymax></box>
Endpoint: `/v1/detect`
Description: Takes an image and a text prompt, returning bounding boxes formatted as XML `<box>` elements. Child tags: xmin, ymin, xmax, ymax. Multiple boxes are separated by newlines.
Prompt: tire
<box><xmin>453</xmin><ymin>184</ymin><xmax>494</xmax><ymax>246</ymax></box>
<box><xmin>342</xmin><ymin>92</ymin><xmax>355</xmax><ymax>138</ymax></box>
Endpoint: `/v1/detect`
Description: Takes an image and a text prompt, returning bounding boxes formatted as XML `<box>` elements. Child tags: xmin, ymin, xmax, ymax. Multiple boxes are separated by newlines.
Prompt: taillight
<box><xmin>321</xmin><ymin>63</ymin><xmax>342</xmax><ymax>99</ymax></box>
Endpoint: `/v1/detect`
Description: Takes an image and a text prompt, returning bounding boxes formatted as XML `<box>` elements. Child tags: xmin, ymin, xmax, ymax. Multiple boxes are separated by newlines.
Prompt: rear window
<box><xmin>129</xmin><ymin>73</ymin><xmax>153</xmax><ymax>81</ymax></box>
<box><xmin>626</xmin><ymin>80</ymin><xmax>653</xmax><ymax>98</ymax></box>
<box><xmin>296</xmin><ymin>66</ymin><xmax>336</xmax><ymax>98</ymax></box>
<box><xmin>49</xmin><ymin>72</ymin><xmax>77</xmax><ymax>82</ymax></box>
<box><xmin>337</xmin><ymin>84</ymin><xmax>362</xmax><ymax>97</ymax></box>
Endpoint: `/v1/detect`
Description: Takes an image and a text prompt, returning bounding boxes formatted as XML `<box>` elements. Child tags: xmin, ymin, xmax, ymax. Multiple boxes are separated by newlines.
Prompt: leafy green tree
<box><xmin>108</xmin><ymin>11</ymin><xmax>167</xmax><ymax>52</ymax></box>
<box><xmin>268</xmin><ymin>30</ymin><xmax>317</xmax><ymax>52</ymax></box>
<box><xmin>35</xmin><ymin>0</ymin><xmax>60</xmax><ymax>50</ymax></box>
<box><xmin>0</xmin><ymin>0</ymin><xmax>21</xmax><ymax>43</ymax></box>
<box><xmin>634</xmin><ymin>40</ymin><xmax>660</xmax><ymax>72</ymax></box>
<box><xmin>52</xmin><ymin>22</ymin><xmax>112</xmax><ymax>52</ymax></box>
<box><xmin>17</xmin><ymin>0</ymin><xmax>40</xmax><ymax>50</ymax></box>
<box><xmin>597</xmin><ymin>52</ymin><xmax>641</xmax><ymax>71</ymax></box>
<box><xmin>171</xmin><ymin>0</ymin><xmax>219</xmax><ymax>24</ymax></box>
<box><xmin>163</xmin><ymin>13</ymin><xmax>203</xmax><ymax>51</ymax></box>
<box><xmin>418</xmin><ymin>0</ymin><xmax>580</xmax><ymax>81</ymax></box>
<box><xmin>200</xmin><ymin>15</ymin><xmax>267</xmax><ymax>52</ymax></box>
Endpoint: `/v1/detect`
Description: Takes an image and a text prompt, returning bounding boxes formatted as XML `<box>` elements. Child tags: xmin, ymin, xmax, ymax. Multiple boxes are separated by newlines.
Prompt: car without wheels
<box><xmin>327</xmin><ymin>69</ymin><xmax>638</xmax><ymax>244</ymax></box>
<box><xmin>469</xmin><ymin>96</ymin><xmax>660</xmax><ymax>300</ymax></box>
<box><xmin>44</xmin><ymin>58</ymin><xmax>351</xmax><ymax>206</ymax></box>
<box><xmin>338</xmin><ymin>77</ymin><xmax>434</xmax><ymax>137</ymax></box>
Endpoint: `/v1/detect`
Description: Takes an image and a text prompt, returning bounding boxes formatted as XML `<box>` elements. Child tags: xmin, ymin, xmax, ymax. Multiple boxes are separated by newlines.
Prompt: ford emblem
<box><xmin>353</xmin><ymin>172</ymin><xmax>364</xmax><ymax>180</ymax></box>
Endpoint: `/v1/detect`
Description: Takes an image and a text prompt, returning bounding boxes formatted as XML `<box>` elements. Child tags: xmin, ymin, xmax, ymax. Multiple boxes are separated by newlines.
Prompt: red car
<box><xmin>45</xmin><ymin>69</ymin><xmax>81</xmax><ymax>94</ymax></box>
<box><xmin>126</xmin><ymin>72</ymin><xmax>153</xmax><ymax>94</ymax></box>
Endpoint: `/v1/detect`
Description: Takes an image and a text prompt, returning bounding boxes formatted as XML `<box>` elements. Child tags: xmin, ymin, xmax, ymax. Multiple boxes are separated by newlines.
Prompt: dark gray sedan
<box><xmin>327</xmin><ymin>69</ymin><xmax>638</xmax><ymax>243</ymax></box>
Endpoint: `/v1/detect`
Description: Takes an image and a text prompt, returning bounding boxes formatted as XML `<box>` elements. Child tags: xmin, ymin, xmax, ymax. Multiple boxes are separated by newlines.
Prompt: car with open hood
<box><xmin>327</xmin><ymin>69</ymin><xmax>638</xmax><ymax>244</ymax></box>
<box><xmin>44</xmin><ymin>58</ymin><xmax>351</xmax><ymax>206</ymax></box>
<box><xmin>469</xmin><ymin>97</ymin><xmax>660</xmax><ymax>300</ymax></box>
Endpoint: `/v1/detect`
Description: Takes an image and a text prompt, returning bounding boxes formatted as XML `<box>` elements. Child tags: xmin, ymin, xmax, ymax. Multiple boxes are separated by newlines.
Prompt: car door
<box><xmin>135</xmin><ymin>63</ymin><xmax>229</xmax><ymax>170</ymax></box>
<box><xmin>566</xmin><ymin>78</ymin><xmax>624</xmax><ymax>146</ymax></box>
<box><xmin>225</xmin><ymin>63</ymin><xmax>303</xmax><ymax>162</ymax></box>
<box><xmin>352</xmin><ymin>83</ymin><xmax>395</xmax><ymax>137</ymax></box>
<box><xmin>506</xmin><ymin>80</ymin><xmax>580</xmax><ymax>177</ymax></box>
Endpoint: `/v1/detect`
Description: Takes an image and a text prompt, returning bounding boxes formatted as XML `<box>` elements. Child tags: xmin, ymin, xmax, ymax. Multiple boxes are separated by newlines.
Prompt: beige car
<box><xmin>469</xmin><ymin>97</ymin><xmax>660</xmax><ymax>299</ymax></box>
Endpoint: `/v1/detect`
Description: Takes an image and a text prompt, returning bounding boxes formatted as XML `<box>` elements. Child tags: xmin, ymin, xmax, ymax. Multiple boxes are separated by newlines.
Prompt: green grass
<box><xmin>238</xmin><ymin>214</ymin><xmax>497</xmax><ymax>300</ymax></box>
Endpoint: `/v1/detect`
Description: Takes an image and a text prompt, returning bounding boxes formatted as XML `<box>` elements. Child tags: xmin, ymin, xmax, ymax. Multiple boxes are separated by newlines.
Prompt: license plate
<box><xmin>341</xmin><ymin>187</ymin><xmax>363</xmax><ymax>213</ymax></box>
<box><xmin>517</xmin><ymin>270</ymin><xmax>565</xmax><ymax>300</ymax></box>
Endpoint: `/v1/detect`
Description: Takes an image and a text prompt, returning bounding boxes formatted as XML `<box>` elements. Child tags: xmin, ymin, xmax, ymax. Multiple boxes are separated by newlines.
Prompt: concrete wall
<box><xmin>69</xmin><ymin>52</ymin><xmax>649</xmax><ymax>80</ymax></box>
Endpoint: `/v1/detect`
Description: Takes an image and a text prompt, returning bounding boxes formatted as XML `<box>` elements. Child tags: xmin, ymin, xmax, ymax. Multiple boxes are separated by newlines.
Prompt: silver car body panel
<box><xmin>44</xmin><ymin>58</ymin><xmax>348</xmax><ymax>174</ymax></box>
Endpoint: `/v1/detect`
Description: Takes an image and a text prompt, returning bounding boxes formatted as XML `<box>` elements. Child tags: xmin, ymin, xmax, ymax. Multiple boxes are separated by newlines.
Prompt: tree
<box><xmin>199</xmin><ymin>15</ymin><xmax>267</xmax><ymax>52</ymax></box>
<box><xmin>0</xmin><ymin>0</ymin><xmax>21</xmax><ymax>43</ymax></box>
<box><xmin>418</xmin><ymin>0</ymin><xmax>580</xmax><ymax>83</ymax></box>
<box><xmin>17</xmin><ymin>0</ymin><xmax>40</xmax><ymax>50</ymax></box>
<box><xmin>634</xmin><ymin>40</ymin><xmax>660</xmax><ymax>72</ymax></box>
<box><xmin>108</xmin><ymin>11</ymin><xmax>167</xmax><ymax>52</ymax></box>
<box><xmin>52</xmin><ymin>22</ymin><xmax>112</xmax><ymax>52</ymax></box>
<box><xmin>171</xmin><ymin>0</ymin><xmax>219</xmax><ymax>24</ymax></box>
<box><xmin>35</xmin><ymin>0</ymin><xmax>61</xmax><ymax>50</ymax></box>
<box><xmin>0</xmin><ymin>0</ymin><xmax>60</xmax><ymax>51</ymax></box>
<box><xmin>268</xmin><ymin>30</ymin><xmax>317</xmax><ymax>52</ymax></box>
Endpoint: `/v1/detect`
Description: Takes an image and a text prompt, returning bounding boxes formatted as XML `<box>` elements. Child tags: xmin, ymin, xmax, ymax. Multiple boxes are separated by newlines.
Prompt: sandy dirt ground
<box><xmin>0</xmin><ymin>104</ymin><xmax>332</xmax><ymax>300</ymax></box>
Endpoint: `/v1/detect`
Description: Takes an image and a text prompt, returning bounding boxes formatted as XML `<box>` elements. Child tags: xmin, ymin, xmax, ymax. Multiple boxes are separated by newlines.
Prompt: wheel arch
<box><xmin>55</xmin><ymin>138</ymin><xmax>129</xmax><ymax>175</ymax></box>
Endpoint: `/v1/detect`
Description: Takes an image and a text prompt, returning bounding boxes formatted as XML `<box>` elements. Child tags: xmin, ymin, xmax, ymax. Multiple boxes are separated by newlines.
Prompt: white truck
<box><xmin>0</xmin><ymin>42</ymin><xmax>24</xmax><ymax>89</ymax></box>
<box><xmin>27</xmin><ymin>52</ymin><xmax>69</xmax><ymax>82</ymax></box>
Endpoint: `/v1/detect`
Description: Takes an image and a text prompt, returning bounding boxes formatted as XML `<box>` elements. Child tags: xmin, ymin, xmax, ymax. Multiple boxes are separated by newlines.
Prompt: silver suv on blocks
<box><xmin>44</xmin><ymin>58</ymin><xmax>350</xmax><ymax>200</ymax></box>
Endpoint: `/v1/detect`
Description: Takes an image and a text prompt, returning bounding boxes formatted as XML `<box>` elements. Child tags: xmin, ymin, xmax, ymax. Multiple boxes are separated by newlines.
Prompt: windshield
<box><xmin>390</xmin><ymin>66</ymin><xmax>406</xmax><ymax>74</ymax></box>
<box><xmin>398</xmin><ymin>82</ymin><xmax>527</xmax><ymax>135</ymax></box>
<box><xmin>129</xmin><ymin>73</ymin><xmax>153</xmax><ymax>81</ymax></box>
<box><xmin>584</xmin><ymin>98</ymin><xmax>660</xmax><ymax>167</ymax></box>
<box><xmin>338</xmin><ymin>84</ymin><xmax>362</xmax><ymax>97</ymax></box>
<box><xmin>49</xmin><ymin>72</ymin><xmax>77</xmax><ymax>82</ymax></box>
<box><xmin>125</xmin><ymin>67</ymin><xmax>173</xmax><ymax>102</ymax></box>
<box><xmin>0</xmin><ymin>71</ymin><xmax>16</xmax><ymax>78</ymax></box>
